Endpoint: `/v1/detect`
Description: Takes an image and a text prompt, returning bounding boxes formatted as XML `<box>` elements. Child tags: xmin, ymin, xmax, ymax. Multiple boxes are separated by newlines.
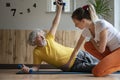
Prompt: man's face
<box><xmin>35</xmin><ymin>32</ymin><xmax>47</xmax><ymax>47</ymax></box>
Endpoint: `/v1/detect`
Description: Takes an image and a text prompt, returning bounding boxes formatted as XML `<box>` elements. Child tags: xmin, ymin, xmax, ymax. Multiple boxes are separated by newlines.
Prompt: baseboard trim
<box><xmin>0</xmin><ymin>64</ymin><xmax>56</xmax><ymax>69</ymax></box>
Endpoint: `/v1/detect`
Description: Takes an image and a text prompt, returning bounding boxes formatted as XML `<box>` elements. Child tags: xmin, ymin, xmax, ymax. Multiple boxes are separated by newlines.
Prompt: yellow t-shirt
<box><xmin>33</xmin><ymin>33</ymin><xmax>76</xmax><ymax>68</ymax></box>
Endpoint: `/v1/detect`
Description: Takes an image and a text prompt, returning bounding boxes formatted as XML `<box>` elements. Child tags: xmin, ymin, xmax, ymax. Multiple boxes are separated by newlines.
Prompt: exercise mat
<box><xmin>16</xmin><ymin>70</ymin><xmax>120</xmax><ymax>74</ymax></box>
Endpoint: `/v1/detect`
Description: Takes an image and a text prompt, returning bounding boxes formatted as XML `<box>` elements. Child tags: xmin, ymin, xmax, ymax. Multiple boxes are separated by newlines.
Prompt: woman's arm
<box><xmin>91</xmin><ymin>29</ymin><xmax>108</xmax><ymax>53</ymax></box>
<box><xmin>68</xmin><ymin>35</ymin><xmax>85</xmax><ymax>64</ymax></box>
<box><xmin>59</xmin><ymin>35</ymin><xmax>85</xmax><ymax>71</ymax></box>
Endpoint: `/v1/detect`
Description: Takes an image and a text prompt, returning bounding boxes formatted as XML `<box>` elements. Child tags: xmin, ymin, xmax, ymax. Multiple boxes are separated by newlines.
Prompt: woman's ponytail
<box><xmin>87</xmin><ymin>4</ymin><xmax>99</xmax><ymax>22</ymax></box>
<box><xmin>72</xmin><ymin>4</ymin><xmax>98</xmax><ymax>22</ymax></box>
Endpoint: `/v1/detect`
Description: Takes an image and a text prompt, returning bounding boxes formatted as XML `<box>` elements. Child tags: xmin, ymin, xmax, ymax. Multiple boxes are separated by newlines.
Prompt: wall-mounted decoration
<box><xmin>5</xmin><ymin>1</ymin><xmax>38</xmax><ymax>16</ymax></box>
<box><xmin>33</xmin><ymin>3</ymin><xmax>37</xmax><ymax>8</ymax></box>
<box><xmin>11</xmin><ymin>9</ymin><xmax>16</xmax><ymax>16</ymax></box>
<box><xmin>6</xmin><ymin>2</ymin><xmax>11</xmax><ymax>7</ymax></box>
<box><xmin>27</xmin><ymin>8</ymin><xmax>31</xmax><ymax>13</ymax></box>
<box><xmin>47</xmin><ymin>0</ymin><xmax>76</xmax><ymax>13</ymax></box>
<box><xmin>19</xmin><ymin>12</ymin><xmax>23</xmax><ymax>15</ymax></box>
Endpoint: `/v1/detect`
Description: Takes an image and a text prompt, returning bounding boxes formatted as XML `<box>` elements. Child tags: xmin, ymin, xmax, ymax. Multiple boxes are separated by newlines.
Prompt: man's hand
<box><xmin>21</xmin><ymin>64</ymin><xmax>31</xmax><ymax>73</ymax></box>
<box><xmin>56</xmin><ymin>0</ymin><xmax>63</xmax><ymax>10</ymax></box>
<box><xmin>21</xmin><ymin>64</ymin><xmax>39</xmax><ymax>73</ymax></box>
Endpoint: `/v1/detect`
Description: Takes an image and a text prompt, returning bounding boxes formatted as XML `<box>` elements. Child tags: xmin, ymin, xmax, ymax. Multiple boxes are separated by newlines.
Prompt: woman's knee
<box><xmin>92</xmin><ymin>67</ymin><xmax>104</xmax><ymax>77</ymax></box>
<box><xmin>92</xmin><ymin>65</ymin><xmax>110</xmax><ymax>77</ymax></box>
<box><xmin>92</xmin><ymin>61</ymin><xmax>110</xmax><ymax>77</ymax></box>
<box><xmin>92</xmin><ymin>66</ymin><xmax>120</xmax><ymax>77</ymax></box>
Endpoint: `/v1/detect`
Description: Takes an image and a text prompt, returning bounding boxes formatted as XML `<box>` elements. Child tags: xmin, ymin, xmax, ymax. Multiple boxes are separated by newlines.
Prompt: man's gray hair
<box><xmin>28</xmin><ymin>29</ymin><xmax>45</xmax><ymax>46</ymax></box>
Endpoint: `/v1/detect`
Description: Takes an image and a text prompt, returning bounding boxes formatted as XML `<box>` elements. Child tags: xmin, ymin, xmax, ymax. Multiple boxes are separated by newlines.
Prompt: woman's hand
<box><xmin>90</xmin><ymin>38</ymin><xmax>99</xmax><ymax>46</ymax></box>
<box><xmin>59</xmin><ymin>62</ymin><xmax>70</xmax><ymax>72</ymax></box>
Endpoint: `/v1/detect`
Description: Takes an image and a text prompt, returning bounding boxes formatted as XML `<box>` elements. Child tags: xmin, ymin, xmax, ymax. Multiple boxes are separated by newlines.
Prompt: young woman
<box><xmin>69</xmin><ymin>4</ymin><xmax>120</xmax><ymax>77</ymax></box>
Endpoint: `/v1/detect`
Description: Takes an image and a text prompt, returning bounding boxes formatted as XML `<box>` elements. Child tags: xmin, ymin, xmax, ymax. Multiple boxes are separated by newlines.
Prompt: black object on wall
<box><xmin>5</xmin><ymin>1</ymin><xmax>38</xmax><ymax>16</ymax></box>
<box><xmin>11</xmin><ymin>9</ymin><xmax>16</xmax><ymax>16</ymax></box>
<box><xmin>6</xmin><ymin>2</ymin><xmax>11</xmax><ymax>7</ymax></box>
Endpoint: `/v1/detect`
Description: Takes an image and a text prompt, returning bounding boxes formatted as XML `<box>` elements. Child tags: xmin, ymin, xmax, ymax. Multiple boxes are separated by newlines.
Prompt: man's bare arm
<box><xmin>49</xmin><ymin>0</ymin><xmax>63</xmax><ymax>37</ymax></box>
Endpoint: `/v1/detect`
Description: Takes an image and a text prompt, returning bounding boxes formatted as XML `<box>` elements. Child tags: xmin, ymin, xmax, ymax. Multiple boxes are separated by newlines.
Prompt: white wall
<box><xmin>114</xmin><ymin>0</ymin><xmax>120</xmax><ymax>31</ymax></box>
<box><xmin>0</xmin><ymin>0</ymin><xmax>75</xmax><ymax>30</ymax></box>
<box><xmin>0</xmin><ymin>0</ymin><xmax>115</xmax><ymax>30</ymax></box>
<box><xmin>106</xmin><ymin>0</ymin><xmax>114</xmax><ymax>25</ymax></box>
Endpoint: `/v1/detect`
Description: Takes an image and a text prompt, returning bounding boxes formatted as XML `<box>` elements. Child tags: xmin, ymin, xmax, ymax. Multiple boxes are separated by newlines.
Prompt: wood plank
<box><xmin>26</xmin><ymin>30</ymin><xmax>34</xmax><ymax>64</ymax></box>
<box><xmin>55</xmin><ymin>30</ymin><xmax>63</xmax><ymax>45</ymax></box>
<box><xmin>14</xmin><ymin>30</ymin><xmax>26</xmax><ymax>63</ymax></box>
<box><xmin>6</xmin><ymin>30</ymin><xmax>15</xmax><ymax>64</ymax></box>
<box><xmin>0</xmin><ymin>29</ymin><xmax>83</xmax><ymax>64</ymax></box>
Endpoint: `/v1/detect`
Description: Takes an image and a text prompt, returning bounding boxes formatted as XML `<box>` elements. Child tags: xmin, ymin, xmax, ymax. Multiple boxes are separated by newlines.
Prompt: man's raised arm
<box><xmin>49</xmin><ymin>0</ymin><xmax>63</xmax><ymax>37</ymax></box>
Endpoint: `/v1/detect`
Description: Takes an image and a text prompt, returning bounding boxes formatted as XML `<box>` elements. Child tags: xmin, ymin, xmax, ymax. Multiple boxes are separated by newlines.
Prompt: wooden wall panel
<box><xmin>6</xmin><ymin>30</ymin><xmax>15</xmax><ymax>64</ymax></box>
<box><xmin>15</xmin><ymin>30</ymin><xmax>26</xmax><ymax>63</ymax></box>
<box><xmin>0</xmin><ymin>30</ymin><xmax>15</xmax><ymax>64</ymax></box>
<box><xmin>25</xmin><ymin>30</ymin><xmax>34</xmax><ymax>64</ymax></box>
<box><xmin>0</xmin><ymin>29</ymin><xmax>83</xmax><ymax>64</ymax></box>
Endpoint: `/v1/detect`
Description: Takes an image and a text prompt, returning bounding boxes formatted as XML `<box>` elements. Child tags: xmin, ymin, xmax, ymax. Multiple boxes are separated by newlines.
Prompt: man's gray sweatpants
<box><xmin>70</xmin><ymin>50</ymin><xmax>99</xmax><ymax>72</ymax></box>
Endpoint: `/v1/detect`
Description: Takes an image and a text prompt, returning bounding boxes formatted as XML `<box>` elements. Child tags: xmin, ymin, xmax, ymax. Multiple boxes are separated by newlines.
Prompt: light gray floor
<box><xmin>0</xmin><ymin>69</ymin><xmax>120</xmax><ymax>80</ymax></box>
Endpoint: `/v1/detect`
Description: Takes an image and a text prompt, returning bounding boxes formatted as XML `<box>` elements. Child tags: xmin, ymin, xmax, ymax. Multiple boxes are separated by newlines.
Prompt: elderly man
<box><xmin>21</xmin><ymin>0</ymin><xmax>99</xmax><ymax>73</ymax></box>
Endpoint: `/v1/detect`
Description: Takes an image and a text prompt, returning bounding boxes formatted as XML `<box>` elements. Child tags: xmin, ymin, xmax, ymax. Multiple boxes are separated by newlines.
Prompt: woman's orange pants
<box><xmin>84</xmin><ymin>41</ymin><xmax>120</xmax><ymax>77</ymax></box>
